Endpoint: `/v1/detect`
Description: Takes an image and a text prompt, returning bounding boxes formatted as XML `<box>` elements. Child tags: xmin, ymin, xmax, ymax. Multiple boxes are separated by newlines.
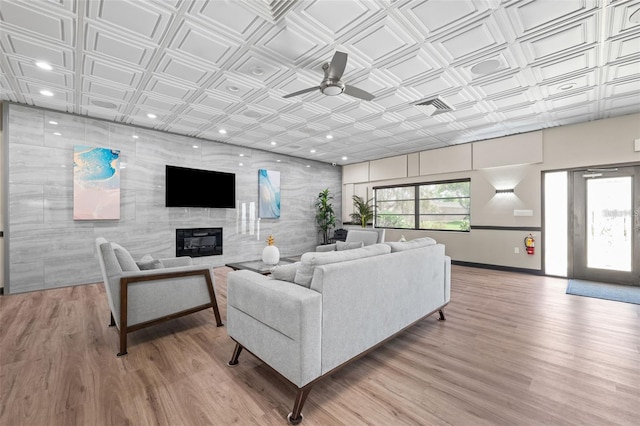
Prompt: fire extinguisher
<box><xmin>524</xmin><ymin>234</ymin><xmax>535</xmax><ymax>255</ymax></box>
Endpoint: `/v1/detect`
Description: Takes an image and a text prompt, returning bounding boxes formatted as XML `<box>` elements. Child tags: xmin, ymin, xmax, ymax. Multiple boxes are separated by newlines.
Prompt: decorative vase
<box><xmin>262</xmin><ymin>245</ymin><xmax>280</xmax><ymax>265</ymax></box>
<box><xmin>262</xmin><ymin>235</ymin><xmax>279</xmax><ymax>264</ymax></box>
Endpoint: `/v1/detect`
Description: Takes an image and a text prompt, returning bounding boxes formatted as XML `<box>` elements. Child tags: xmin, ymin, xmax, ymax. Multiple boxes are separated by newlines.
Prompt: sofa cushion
<box><xmin>111</xmin><ymin>243</ymin><xmax>140</xmax><ymax>271</ymax></box>
<box><xmin>136</xmin><ymin>254</ymin><xmax>165</xmax><ymax>270</ymax></box>
<box><xmin>270</xmin><ymin>262</ymin><xmax>300</xmax><ymax>282</ymax></box>
<box><xmin>385</xmin><ymin>237</ymin><xmax>437</xmax><ymax>252</ymax></box>
<box><xmin>294</xmin><ymin>244</ymin><xmax>391</xmax><ymax>288</ymax></box>
<box><xmin>336</xmin><ymin>241</ymin><xmax>364</xmax><ymax>251</ymax></box>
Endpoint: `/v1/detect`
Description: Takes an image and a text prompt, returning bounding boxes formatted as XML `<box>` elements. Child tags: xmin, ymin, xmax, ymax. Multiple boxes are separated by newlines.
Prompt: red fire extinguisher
<box><xmin>524</xmin><ymin>234</ymin><xmax>535</xmax><ymax>255</ymax></box>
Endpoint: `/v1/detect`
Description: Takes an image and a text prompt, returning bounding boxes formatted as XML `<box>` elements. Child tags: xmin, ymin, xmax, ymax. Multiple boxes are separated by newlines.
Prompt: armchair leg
<box><xmin>287</xmin><ymin>385</ymin><xmax>313</xmax><ymax>425</ymax></box>
<box><xmin>227</xmin><ymin>342</ymin><xmax>243</xmax><ymax>366</ymax></box>
<box><xmin>117</xmin><ymin>328</ymin><xmax>128</xmax><ymax>357</ymax></box>
<box><xmin>438</xmin><ymin>309</ymin><xmax>446</xmax><ymax>321</ymax></box>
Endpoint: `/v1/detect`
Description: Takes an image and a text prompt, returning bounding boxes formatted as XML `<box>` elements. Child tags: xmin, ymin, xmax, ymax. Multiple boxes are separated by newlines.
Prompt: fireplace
<box><xmin>176</xmin><ymin>228</ymin><xmax>223</xmax><ymax>257</ymax></box>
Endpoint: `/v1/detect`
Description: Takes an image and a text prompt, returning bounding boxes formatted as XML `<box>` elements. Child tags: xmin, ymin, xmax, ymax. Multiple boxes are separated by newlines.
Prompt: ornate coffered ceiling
<box><xmin>1</xmin><ymin>0</ymin><xmax>639</xmax><ymax>165</ymax></box>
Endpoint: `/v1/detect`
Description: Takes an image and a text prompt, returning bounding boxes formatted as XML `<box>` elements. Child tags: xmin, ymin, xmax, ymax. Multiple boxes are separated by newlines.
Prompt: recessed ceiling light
<box><xmin>276</xmin><ymin>159</ymin><xmax>281</xmax><ymax>162</ymax></box>
<box><xmin>60</xmin><ymin>164</ymin><xmax>66</xmax><ymax>168</ymax></box>
<box><xmin>239</xmin><ymin>162</ymin><xmax>244</xmax><ymax>166</ymax></box>
<box><xmin>251</xmin><ymin>67</ymin><xmax>264</xmax><ymax>76</ymax></box>
<box><xmin>227</xmin><ymin>85</ymin><xmax>240</xmax><ymax>92</ymax></box>
<box><xmin>219</xmin><ymin>129</ymin><xmax>227</xmax><ymax>134</ymax></box>
<box><xmin>244</xmin><ymin>110</ymin><xmax>261</xmax><ymax>118</ymax></box>
<box><xmin>53</xmin><ymin>132</ymin><xmax>62</xmax><ymax>136</ymax></box>
<box><xmin>49</xmin><ymin>120</ymin><xmax>58</xmax><ymax>125</ymax></box>
<box><xmin>342</xmin><ymin>156</ymin><xmax>348</xmax><ymax>161</ymax></box>
<box><xmin>470</xmin><ymin>59</ymin><xmax>501</xmax><ymax>75</ymax></box>
<box><xmin>306</xmin><ymin>165</ymin><xmax>311</xmax><ymax>168</ymax></box>
<box><xmin>270</xmin><ymin>141</ymin><xmax>277</xmax><ymax>146</ymax></box>
<box><xmin>35</xmin><ymin>61</ymin><xmax>52</xmax><ymax>71</ymax></box>
<box><xmin>40</xmin><ymin>90</ymin><xmax>54</xmax><ymax>97</ymax></box>
<box><xmin>630</xmin><ymin>8</ymin><xmax>640</xmax><ymax>24</ymax></box>
<box><xmin>132</xmin><ymin>135</ymin><xmax>139</xmax><ymax>139</ymax></box>
<box><xmin>326</xmin><ymin>135</ymin><xmax>333</xmax><ymax>139</ymax></box>
<box><xmin>310</xmin><ymin>149</ymin><xmax>316</xmax><ymax>153</ymax></box>
<box><xmin>558</xmin><ymin>83</ymin><xmax>576</xmax><ymax>91</ymax></box>
<box><xmin>146</xmin><ymin>113</ymin><xmax>157</xmax><ymax>119</ymax></box>
<box><xmin>193</xmin><ymin>145</ymin><xmax>199</xmax><ymax>149</ymax></box>
<box><xmin>239</xmin><ymin>153</ymin><xmax>244</xmax><ymax>157</ymax></box>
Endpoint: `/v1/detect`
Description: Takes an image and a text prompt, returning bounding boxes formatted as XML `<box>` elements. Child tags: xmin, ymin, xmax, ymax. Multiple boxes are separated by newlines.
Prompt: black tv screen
<box><xmin>165</xmin><ymin>165</ymin><xmax>235</xmax><ymax>208</ymax></box>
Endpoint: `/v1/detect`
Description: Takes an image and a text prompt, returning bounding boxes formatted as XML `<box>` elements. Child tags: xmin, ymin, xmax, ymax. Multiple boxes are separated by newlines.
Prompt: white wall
<box><xmin>4</xmin><ymin>103</ymin><xmax>342</xmax><ymax>293</ymax></box>
<box><xmin>343</xmin><ymin>113</ymin><xmax>640</xmax><ymax>271</ymax></box>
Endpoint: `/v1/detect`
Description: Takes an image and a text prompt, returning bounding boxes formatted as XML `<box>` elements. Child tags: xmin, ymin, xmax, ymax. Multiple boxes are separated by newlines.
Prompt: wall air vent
<box><xmin>414</xmin><ymin>96</ymin><xmax>454</xmax><ymax>116</ymax></box>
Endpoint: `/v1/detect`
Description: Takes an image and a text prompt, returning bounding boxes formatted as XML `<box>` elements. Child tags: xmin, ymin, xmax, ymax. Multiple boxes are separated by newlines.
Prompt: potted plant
<box><xmin>315</xmin><ymin>189</ymin><xmax>336</xmax><ymax>245</ymax></box>
<box><xmin>350</xmin><ymin>195</ymin><xmax>374</xmax><ymax>228</ymax></box>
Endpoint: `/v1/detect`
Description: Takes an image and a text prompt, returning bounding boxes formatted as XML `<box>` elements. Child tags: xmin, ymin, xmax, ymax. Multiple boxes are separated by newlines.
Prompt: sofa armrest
<box><xmin>316</xmin><ymin>243</ymin><xmax>336</xmax><ymax>252</ymax></box>
<box><xmin>227</xmin><ymin>270</ymin><xmax>322</xmax><ymax>387</ymax></box>
<box><xmin>159</xmin><ymin>256</ymin><xmax>193</xmax><ymax>268</ymax></box>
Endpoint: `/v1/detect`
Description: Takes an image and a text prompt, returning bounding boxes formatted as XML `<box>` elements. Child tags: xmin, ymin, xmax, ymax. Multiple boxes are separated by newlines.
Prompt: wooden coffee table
<box><xmin>225</xmin><ymin>256</ymin><xmax>301</xmax><ymax>275</ymax></box>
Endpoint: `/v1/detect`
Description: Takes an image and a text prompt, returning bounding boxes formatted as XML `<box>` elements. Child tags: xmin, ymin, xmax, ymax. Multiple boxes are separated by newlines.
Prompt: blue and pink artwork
<box><xmin>73</xmin><ymin>145</ymin><xmax>121</xmax><ymax>220</ymax></box>
<box><xmin>258</xmin><ymin>169</ymin><xmax>280</xmax><ymax>219</ymax></box>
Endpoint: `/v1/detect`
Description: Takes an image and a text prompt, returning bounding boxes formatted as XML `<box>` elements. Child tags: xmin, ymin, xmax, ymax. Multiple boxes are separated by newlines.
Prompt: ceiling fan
<box><xmin>282</xmin><ymin>51</ymin><xmax>375</xmax><ymax>101</ymax></box>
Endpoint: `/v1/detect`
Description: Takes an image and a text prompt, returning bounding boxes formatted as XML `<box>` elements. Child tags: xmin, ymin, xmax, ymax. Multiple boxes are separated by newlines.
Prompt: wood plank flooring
<box><xmin>1</xmin><ymin>265</ymin><xmax>638</xmax><ymax>425</ymax></box>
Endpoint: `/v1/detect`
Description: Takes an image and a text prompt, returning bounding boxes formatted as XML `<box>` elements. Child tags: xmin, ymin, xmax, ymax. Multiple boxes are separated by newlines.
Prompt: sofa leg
<box><xmin>109</xmin><ymin>313</ymin><xmax>116</xmax><ymax>327</ymax></box>
<box><xmin>287</xmin><ymin>385</ymin><xmax>313</xmax><ymax>425</ymax></box>
<box><xmin>227</xmin><ymin>342</ymin><xmax>243</xmax><ymax>367</ymax></box>
<box><xmin>438</xmin><ymin>309</ymin><xmax>446</xmax><ymax>321</ymax></box>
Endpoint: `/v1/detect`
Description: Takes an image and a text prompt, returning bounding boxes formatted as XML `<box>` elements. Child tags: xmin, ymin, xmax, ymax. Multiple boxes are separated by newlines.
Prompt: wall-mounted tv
<box><xmin>165</xmin><ymin>165</ymin><xmax>235</xmax><ymax>208</ymax></box>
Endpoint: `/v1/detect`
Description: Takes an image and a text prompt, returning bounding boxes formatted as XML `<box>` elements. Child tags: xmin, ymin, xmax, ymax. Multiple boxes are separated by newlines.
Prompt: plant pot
<box><xmin>262</xmin><ymin>245</ymin><xmax>280</xmax><ymax>265</ymax></box>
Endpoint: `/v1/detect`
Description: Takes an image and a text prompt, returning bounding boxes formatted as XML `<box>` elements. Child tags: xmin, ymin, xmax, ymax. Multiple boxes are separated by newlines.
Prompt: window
<box><xmin>375</xmin><ymin>179</ymin><xmax>470</xmax><ymax>231</ymax></box>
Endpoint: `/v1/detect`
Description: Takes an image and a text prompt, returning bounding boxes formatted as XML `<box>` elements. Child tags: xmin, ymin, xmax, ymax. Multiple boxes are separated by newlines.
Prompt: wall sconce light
<box><xmin>495</xmin><ymin>188</ymin><xmax>515</xmax><ymax>194</ymax></box>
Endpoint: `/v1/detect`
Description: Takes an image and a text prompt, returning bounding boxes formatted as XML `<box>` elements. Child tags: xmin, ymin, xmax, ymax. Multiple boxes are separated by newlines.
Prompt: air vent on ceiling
<box><xmin>414</xmin><ymin>96</ymin><xmax>454</xmax><ymax>116</ymax></box>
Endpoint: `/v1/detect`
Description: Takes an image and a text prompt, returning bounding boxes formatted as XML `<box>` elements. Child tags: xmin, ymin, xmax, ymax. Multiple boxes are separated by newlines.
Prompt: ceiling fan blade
<box><xmin>282</xmin><ymin>86</ymin><xmax>320</xmax><ymax>98</ymax></box>
<box><xmin>327</xmin><ymin>51</ymin><xmax>348</xmax><ymax>80</ymax></box>
<box><xmin>343</xmin><ymin>85</ymin><xmax>375</xmax><ymax>101</ymax></box>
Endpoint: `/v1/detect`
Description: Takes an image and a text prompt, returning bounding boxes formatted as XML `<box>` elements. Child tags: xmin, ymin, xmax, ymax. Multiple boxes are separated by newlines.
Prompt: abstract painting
<box><xmin>258</xmin><ymin>169</ymin><xmax>280</xmax><ymax>219</ymax></box>
<box><xmin>73</xmin><ymin>145</ymin><xmax>121</xmax><ymax>220</ymax></box>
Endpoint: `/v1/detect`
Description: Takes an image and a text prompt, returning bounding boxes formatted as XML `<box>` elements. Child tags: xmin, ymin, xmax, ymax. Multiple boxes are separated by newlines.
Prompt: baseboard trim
<box><xmin>452</xmin><ymin>260</ymin><xmax>544</xmax><ymax>276</ymax></box>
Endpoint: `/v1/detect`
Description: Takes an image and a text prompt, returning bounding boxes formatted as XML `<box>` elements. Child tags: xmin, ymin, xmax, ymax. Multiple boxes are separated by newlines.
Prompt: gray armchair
<box><xmin>316</xmin><ymin>228</ymin><xmax>385</xmax><ymax>252</ymax></box>
<box><xmin>95</xmin><ymin>237</ymin><xmax>223</xmax><ymax>356</ymax></box>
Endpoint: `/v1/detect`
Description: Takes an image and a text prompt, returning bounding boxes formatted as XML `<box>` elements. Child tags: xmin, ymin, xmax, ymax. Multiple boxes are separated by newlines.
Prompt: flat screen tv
<box><xmin>165</xmin><ymin>165</ymin><xmax>235</xmax><ymax>208</ymax></box>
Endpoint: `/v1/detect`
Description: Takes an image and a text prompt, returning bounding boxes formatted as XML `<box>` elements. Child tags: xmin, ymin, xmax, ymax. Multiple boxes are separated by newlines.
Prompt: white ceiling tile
<box><xmin>169</xmin><ymin>21</ymin><xmax>238</xmax><ymax>66</ymax></box>
<box><xmin>521</xmin><ymin>15</ymin><xmax>598</xmax><ymax>62</ymax></box>
<box><xmin>403</xmin><ymin>0</ymin><xmax>488</xmax><ymax>36</ymax></box>
<box><xmin>606</xmin><ymin>60</ymin><xmax>640</xmax><ymax>81</ymax></box>
<box><xmin>350</xmin><ymin>16</ymin><xmax>417</xmax><ymax>63</ymax></box>
<box><xmin>434</xmin><ymin>17</ymin><xmax>507</xmax><ymax>62</ymax></box>
<box><xmin>87</xmin><ymin>0</ymin><xmax>172</xmax><ymax>42</ymax></box>
<box><xmin>532</xmin><ymin>48</ymin><xmax>597</xmax><ymax>81</ymax></box>
<box><xmin>603</xmin><ymin>78</ymin><xmax>640</xmax><ymax>97</ymax></box>
<box><xmin>607</xmin><ymin>33</ymin><xmax>640</xmax><ymax>61</ymax></box>
<box><xmin>155</xmin><ymin>53</ymin><xmax>215</xmax><ymax>85</ymax></box>
<box><xmin>145</xmin><ymin>75</ymin><xmax>198</xmax><ymax>101</ymax></box>
<box><xmin>137</xmin><ymin>92</ymin><xmax>183</xmax><ymax>113</ymax></box>
<box><xmin>505</xmin><ymin>0</ymin><xmax>598</xmax><ymax>36</ymax></box>
<box><xmin>299</xmin><ymin>0</ymin><xmax>376</xmax><ymax>36</ymax></box>
<box><xmin>7</xmin><ymin>58</ymin><xmax>73</xmax><ymax>88</ymax></box>
<box><xmin>257</xmin><ymin>22</ymin><xmax>322</xmax><ymax>63</ymax></box>
<box><xmin>85</xmin><ymin>25</ymin><xmax>155</xmax><ymax>67</ymax></box>
<box><xmin>192</xmin><ymin>89</ymin><xmax>238</xmax><ymax>112</ymax></box>
<box><xmin>0</xmin><ymin>1</ymin><xmax>74</xmax><ymax>44</ymax></box>
<box><xmin>475</xmin><ymin>72</ymin><xmax>530</xmax><ymax>98</ymax></box>
<box><xmin>608</xmin><ymin>0</ymin><xmax>640</xmax><ymax>38</ymax></box>
<box><xmin>1</xmin><ymin>33</ymin><xmax>73</xmax><ymax>69</ymax></box>
<box><xmin>83</xmin><ymin>55</ymin><xmax>143</xmax><ymax>86</ymax></box>
<box><xmin>187</xmin><ymin>0</ymin><xmax>265</xmax><ymax>38</ymax></box>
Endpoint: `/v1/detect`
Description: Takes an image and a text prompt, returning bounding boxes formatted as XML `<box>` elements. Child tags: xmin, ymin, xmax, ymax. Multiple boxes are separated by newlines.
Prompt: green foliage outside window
<box><xmin>374</xmin><ymin>180</ymin><xmax>470</xmax><ymax>232</ymax></box>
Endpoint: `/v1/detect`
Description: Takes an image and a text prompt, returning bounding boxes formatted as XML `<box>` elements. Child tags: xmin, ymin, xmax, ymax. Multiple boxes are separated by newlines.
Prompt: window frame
<box><xmin>374</xmin><ymin>178</ymin><xmax>471</xmax><ymax>232</ymax></box>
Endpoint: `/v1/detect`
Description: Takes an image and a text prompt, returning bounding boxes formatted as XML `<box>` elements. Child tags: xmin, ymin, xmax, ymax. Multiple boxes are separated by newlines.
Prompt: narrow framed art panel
<box><xmin>258</xmin><ymin>169</ymin><xmax>280</xmax><ymax>219</ymax></box>
<box><xmin>73</xmin><ymin>145</ymin><xmax>121</xmax><ymax>220</ymax></box>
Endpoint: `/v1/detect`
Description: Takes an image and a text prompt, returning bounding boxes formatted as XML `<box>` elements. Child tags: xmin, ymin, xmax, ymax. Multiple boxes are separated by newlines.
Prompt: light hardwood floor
<box><xmin>1</xmin><ymin>265</ymin><xmax>639</xmax><ymax>425</ymax></box>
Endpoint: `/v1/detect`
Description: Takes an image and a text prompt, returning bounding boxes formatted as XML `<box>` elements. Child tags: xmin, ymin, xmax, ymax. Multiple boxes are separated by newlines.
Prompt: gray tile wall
<box><xmin>5</xmin><ymin>104</ymin><xmax>342</xmax><ymax>294</ymax></box>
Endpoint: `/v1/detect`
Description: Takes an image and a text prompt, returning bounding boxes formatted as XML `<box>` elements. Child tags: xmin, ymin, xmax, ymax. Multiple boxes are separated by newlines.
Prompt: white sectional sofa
<box><xmin>226</xmin><ymin>237</ymin><xmax>451</xmax><ymax>424</ymax></box>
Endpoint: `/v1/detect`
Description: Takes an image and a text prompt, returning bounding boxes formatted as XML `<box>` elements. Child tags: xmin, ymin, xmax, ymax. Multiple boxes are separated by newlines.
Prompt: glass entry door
<box><xmin>572</xmin><ymin>165</ymin><xmax>640</xmax><ymax>285</ymax></box>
